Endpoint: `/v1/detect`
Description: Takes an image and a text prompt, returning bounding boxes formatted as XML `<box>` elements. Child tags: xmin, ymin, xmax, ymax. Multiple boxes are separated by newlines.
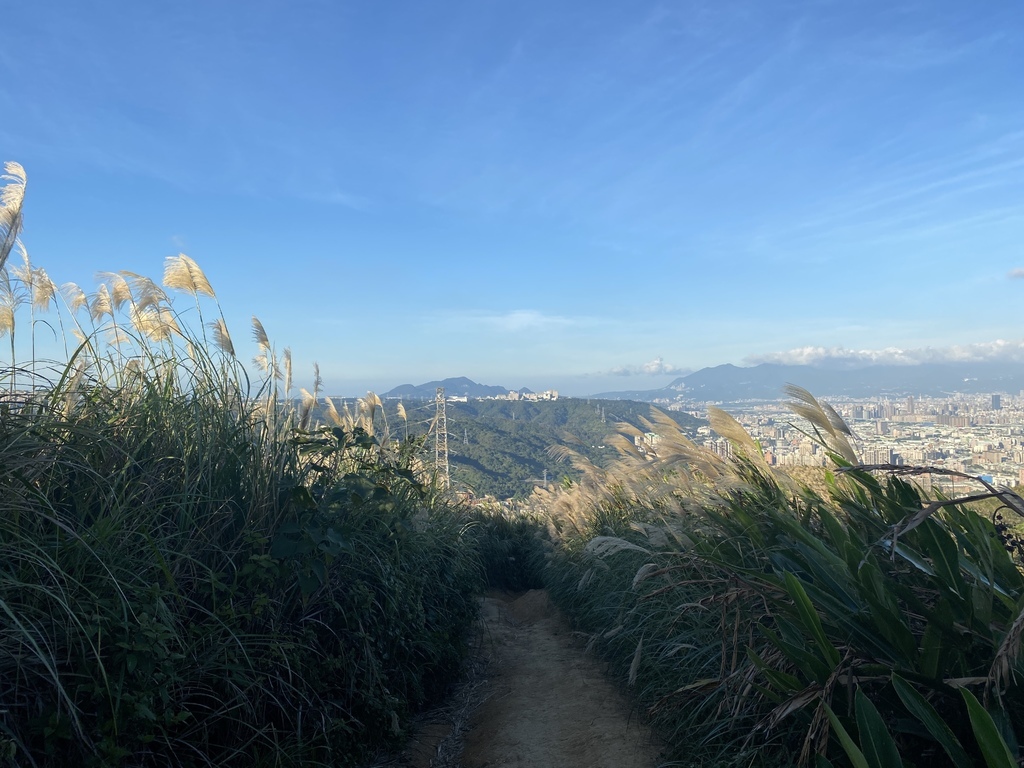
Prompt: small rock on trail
<box><xmin>458</xmin><ymin>589</ymin><xmax>662</xmax><ymax>768</ymax></box>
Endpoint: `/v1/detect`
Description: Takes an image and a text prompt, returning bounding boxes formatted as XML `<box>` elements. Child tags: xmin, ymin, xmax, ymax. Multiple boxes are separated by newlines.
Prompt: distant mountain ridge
<box><xmin>595</xmin><ymin>362</ymin><xmax>1024</xmax><ymax>401</ymax></box>
<box><xmin>383</xmin><ymin>376</ymin><xmax>516</xmax><ymax>399</ymax></box>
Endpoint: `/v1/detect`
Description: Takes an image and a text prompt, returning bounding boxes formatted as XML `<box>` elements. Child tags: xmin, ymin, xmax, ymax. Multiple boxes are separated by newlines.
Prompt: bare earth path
<box><xmin>398</xmin><ymin>589</ymin><xmax>663</xmax><ymax>768</ymax></box>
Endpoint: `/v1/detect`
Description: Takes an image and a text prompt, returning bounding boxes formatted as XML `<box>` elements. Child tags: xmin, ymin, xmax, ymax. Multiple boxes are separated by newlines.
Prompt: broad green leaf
<box><xmin>892</xmin><ymin>674</ymin><xmax>970</xmax><ymax>768</ymax></box>
<box><xmin>824</xmin><ymin>703</ymin><xmax>870</xmax><ymax>768</ymax></box>
<box><xmin>818</xmin><ymin>506</ymin><xmax>850</xmax><ymax>551</ymax></box>
<box><xmin>855</xmin><ymin>562</ymin><xmax>917</xmax><ymax>661</ymax></box>
<box><xmin>960</xmin><ymin>688</ymin><xmax>1017</xmax><ymax>768</ymax></box>
<box><xmin>916</xmin><ymin>519</ymin><xmax>965</xmax><ymax>597</ymax></box>
<box><xmin>854</xmin><ymin>689</ymin><xmax>902</xmax><ymax>768</ymax></box>
<box><xmin>784</xmin><ymin>572</ymin><xmax>841</xmax><ymax>668</ymax></box>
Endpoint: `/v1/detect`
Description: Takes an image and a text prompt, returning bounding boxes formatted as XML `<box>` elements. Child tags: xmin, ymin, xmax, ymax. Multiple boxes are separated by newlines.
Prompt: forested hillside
<box><xmin>444</xmin><ymin>399</ymin><xmax>703</xmax><ymax>498</ymax></box>
<box><xmin>325</xmin><ymin>398</ymin><xmax>704</xmax><ymax>498</ymax></box>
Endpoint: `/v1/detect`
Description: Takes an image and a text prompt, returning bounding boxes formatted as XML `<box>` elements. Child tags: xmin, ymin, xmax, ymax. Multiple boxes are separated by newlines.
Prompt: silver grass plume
<box><xmin>30</xmin><ymin>267</ymin><xmax>56</xmax><ymax>312</ymax></box>
<box><xmin>89</xmin><ymin>285</ymin><xmax>113</xmax><ymax>322</ymax></box>
<box><xmin>299</xmin><ymin>387</ymin><xmax>315</xmax><ymax>430</ymax></box>
<box><xmin>784</xmin><ymin>384</ymin><xmax>858</xmax><ymax>464</ymax></box>
<box><xmin>0</xmin><ymin>161</ymin><xmax>26</xmax><ymax>273</ymax></box>
<box><xmin>251</xmin><ymin>316</ymin><xmax>270</xmax><ymax>350</ymax></box>
<box><xmin>208</xmin><ymin>317</ymin><xmax>235</xmax><ymax>356</ymax></box>
<box><xmin>9</xmin><ymin>246</ymin><xmax>32</xmax><ymax>288</ymax></box>
<box><xmin>397</xmin><ymin>401</ymin><xmax>408</xmax><ymax>438</ymax></box>
<box><xmin>60</xmin><ymin>282</ymin><xmax>89</xmax><ymax>314</ymax></box>
<box><xmin>251</xmin><ymin>316</ymin><xmax>280</xmax><ymax>378</ymax></box>
<box><xmin>312</xmin><ymin>362</ymin><xmax>322</xmax><ymax>401</ymax></box>
<box><xmin>130</xmin><ymin>304</ymin><xmax>180</xmax><ymax>343</ymax></box>
<box><xmin>96</xmin><ymin>272</ymin><xmax>133</xmax><ymax>311</ymax></box>
<box><xmin>0</xmin><ymin>272</ymin><xmax>14</xmax><ymax>338</ymax></box>
<box><xmin>324</xmin><ymin>396</ymin><xmax>343</xmax><ymax>427</ymax></box>
<box><xmin>106</xmin><ymin>327</ymin><xmax>132</xmax><ymax>347</ymax></box>
<box><xmin>253</xmin><ymin>350</ymin><xmax>281</xmax><ymax>379</ymax></box>
<box><xmin>120</xmin><ymin>271</ymin><xmax>167</xmax><ymax>310</ymax></box>
<box><xmin>358</xmin><ymin>392</ymin><xmax>381</xmax><ymax>435</ymax></box>
<box><xmin>61</xmin><ymin>362</ymin><xmax>86</xmax><ymax>417</ymax></box>
<box><xmin>163</xmin><ymin>253</ymin><xmax>216</xmax><ymax>298</ymax></box>
<box><xmin>707</xmin><ymin>406</ymin><xmax>772</xmax><ymax>474</ymax></box>
<box><xmin>283</xmin><ymin>348</ymin><xmax>293</xmax><ymax>395</ymax></box>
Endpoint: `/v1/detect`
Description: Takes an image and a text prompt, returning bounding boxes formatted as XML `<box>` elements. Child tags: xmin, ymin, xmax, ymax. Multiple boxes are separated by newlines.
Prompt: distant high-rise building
<box><xmin>906</xmin><ymin>396</ymin><xmax>914</xmax><ymax>415</ymax></box>
<box><xmin>992</xmin><ymin>394</ymin><xmax>1002</xmax><ymax>411</ymax></box>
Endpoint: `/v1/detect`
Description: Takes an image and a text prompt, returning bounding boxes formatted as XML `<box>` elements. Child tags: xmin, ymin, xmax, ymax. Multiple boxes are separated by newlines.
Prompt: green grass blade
<box><xmin>854</xmin><ymin>688</ymin><xmax>902</xmax><ymax>768</ymax></box>
<box><xmin>824</xmin><ymin>702</ymin><xmax>869</xmax><ymax>768</ymax></box>
<box><xmin>891</xmin><ymin>674</ymin><xmax>970</xmax><ymax>768</ymax></box>
<box><xmin>960</xmin><ymin>688</ymin><xmax>1018</xmax><ymax>768</ymax></box>
<box><xmin>783</xmin><ymin>571</ymin><xmax>841</xmax><ymax>668</ymax></box>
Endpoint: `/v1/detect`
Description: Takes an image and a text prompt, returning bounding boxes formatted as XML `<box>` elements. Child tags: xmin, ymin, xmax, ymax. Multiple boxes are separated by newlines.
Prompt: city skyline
<box><xmin>3</xmin><ymin>2</ymin><xmax>1024</xmax><ymax>396</ymax></box>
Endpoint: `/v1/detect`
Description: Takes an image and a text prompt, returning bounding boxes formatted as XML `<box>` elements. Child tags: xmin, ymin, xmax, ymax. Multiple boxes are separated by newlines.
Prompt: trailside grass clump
<box><xmin>0</xmin><ymin>164</ymin><xmax>482</xmax><ymax>766</ymax></box>
<box><xmin>541</xmin><ymin>391</ymin><xmax>1024</xmax><ymax>767</ymax></box>
<box><xmin>463</xmin><ymin>502</ymin><xmax>548</xmax><ymax>592</ymax></box>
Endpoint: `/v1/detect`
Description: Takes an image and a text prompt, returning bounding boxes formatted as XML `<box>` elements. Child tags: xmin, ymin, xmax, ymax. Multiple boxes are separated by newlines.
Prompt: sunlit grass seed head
<box><xmin>129</xmin><ymin>303</ymin><xmax>180</xmax><ymax>343</ymax></box>
<box><xmin>0</xmin><ymin>161</ymin><xmax>26</xmax><ymax>272</ymax></box>
<box><xmin>9</xmin><ymin>246</ymin><xmax>56</xmax><ymax>312</ymax></box>
<box><xmin>96</xmin><ymin>271</ymin><xmax>133</xmax><ymax>311</ymax></box>
<box><xmin>283</xmin><ymin>347</ymin><xmax>293</xmax><ymax>394</ymax></box>
<box><xmin>163</xmin><ymin>253</ymin><xmax>216</xmax><ymax>299</ymax></box>
<box><xmin>60</xmin><ymin>282</ymin><xmax>88</xmax><ymax>314</ymax></box>
<box><xmin>89</xmin><ymin>284</ymin><xmax>113</xmax><ymax>322</ymax></box>
<box><xmin>120</xmin><ymin>270</ymin><xmax>167</xmax><ymax>310</ymax></box>
<box><xmin>208</xmin><ymin>317</ymin><xmax>235</xmax><ymax>357</ymax></box>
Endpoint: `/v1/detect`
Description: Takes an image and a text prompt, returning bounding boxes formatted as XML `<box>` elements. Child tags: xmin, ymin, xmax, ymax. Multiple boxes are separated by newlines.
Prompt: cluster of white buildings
<box><xmin>485</xmin><ymin>390</ymin><xmax>559</xmax><ymax>402</ymax></box>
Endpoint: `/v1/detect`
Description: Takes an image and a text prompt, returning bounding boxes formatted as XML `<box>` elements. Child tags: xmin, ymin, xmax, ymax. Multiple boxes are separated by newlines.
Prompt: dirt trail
<box><xmin>399</xmin><ymin>590</ymin><xmax>662</xmax><ymax>768</ymax></box>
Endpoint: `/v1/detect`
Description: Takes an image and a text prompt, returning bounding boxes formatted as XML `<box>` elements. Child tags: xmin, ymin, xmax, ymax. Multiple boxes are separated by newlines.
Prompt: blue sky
<box><xmin>3</xmin><ymin>1</ymin><xmax>1024</xmax><ymax>395</ymax></box>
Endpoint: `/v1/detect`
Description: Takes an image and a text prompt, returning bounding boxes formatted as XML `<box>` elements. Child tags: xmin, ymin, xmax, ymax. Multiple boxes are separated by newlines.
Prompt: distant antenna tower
<box><xmin>434</xmin><ymin>387</ymin><xmax>450</xmax><ymax>490</ymax></box>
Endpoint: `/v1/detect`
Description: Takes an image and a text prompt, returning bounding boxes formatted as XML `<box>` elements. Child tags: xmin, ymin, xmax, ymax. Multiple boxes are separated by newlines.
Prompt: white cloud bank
<box><xmin>609</xmin><ymin>357</ymin><xmax>690</xmax><ymax>376</ymax></box>
<box><xmin>746</xmin><ymin>339</ymin><xmax>1024</xmax><ymax>367</ymax></box>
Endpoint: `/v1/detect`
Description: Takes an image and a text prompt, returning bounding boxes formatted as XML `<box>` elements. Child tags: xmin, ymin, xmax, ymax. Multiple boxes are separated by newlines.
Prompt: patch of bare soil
<box><xmin>385</xmin><ymin>589</ymin><xmax>662</xmax><ymax>768</ymax></box>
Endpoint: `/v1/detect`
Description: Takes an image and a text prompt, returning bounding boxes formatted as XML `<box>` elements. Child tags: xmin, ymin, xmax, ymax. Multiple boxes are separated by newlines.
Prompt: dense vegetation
<box><xmin>533</xmin><ymin>394</ymin><xmax>1024</xmax><ymax>767</ymax></box>
<box><xmin>0</xmin><ymin>163</ymin><xmax>482</xmax><ymax>766</ymax></box>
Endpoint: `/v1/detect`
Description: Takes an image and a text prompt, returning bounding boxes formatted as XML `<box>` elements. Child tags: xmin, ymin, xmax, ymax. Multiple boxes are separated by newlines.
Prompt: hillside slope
<box><xmin>321</xmin><ymin>398</ymin><xmax>703</xmax><ymax>499</ymax></box>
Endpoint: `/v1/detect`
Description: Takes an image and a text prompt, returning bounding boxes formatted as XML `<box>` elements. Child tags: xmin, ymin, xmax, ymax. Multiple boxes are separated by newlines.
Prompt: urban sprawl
<box><xmin>662</xmin><ymin>393</ymin><xmax>1024</xmax><ymax>492</ymax></box>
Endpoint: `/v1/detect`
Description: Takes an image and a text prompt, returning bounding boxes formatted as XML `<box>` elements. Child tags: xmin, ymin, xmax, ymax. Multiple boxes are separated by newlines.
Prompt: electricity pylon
<box><xmin>434</xmin><ymin>387</ymin><xmax>450</xmax><ymax>490</ymax></box>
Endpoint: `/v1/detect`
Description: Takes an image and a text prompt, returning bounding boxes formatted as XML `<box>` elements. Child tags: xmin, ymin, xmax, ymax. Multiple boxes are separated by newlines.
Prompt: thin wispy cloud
<box><xmin>834</xmin><ymin>28</ymin><xmax>1001</xmax><ymax>72</ymax></box>
<box><xmin>477</xmin><ymin>309</ymin><xmax>582</xmax><ymax>332</ymax></box>
<box><xmin>1009</xmin><ymin>268</ymin><xmax>1024</xmax><ymax>279</ymax></box>
<box><xmin>747</xmin><ymin>340</ymin><xmax>1024</xmax><ymax>367</ymax></box>
<box><xmin>608</xmin><ymin>357</ymin><xmax>690</xmax><ymax>376</ymax></box>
